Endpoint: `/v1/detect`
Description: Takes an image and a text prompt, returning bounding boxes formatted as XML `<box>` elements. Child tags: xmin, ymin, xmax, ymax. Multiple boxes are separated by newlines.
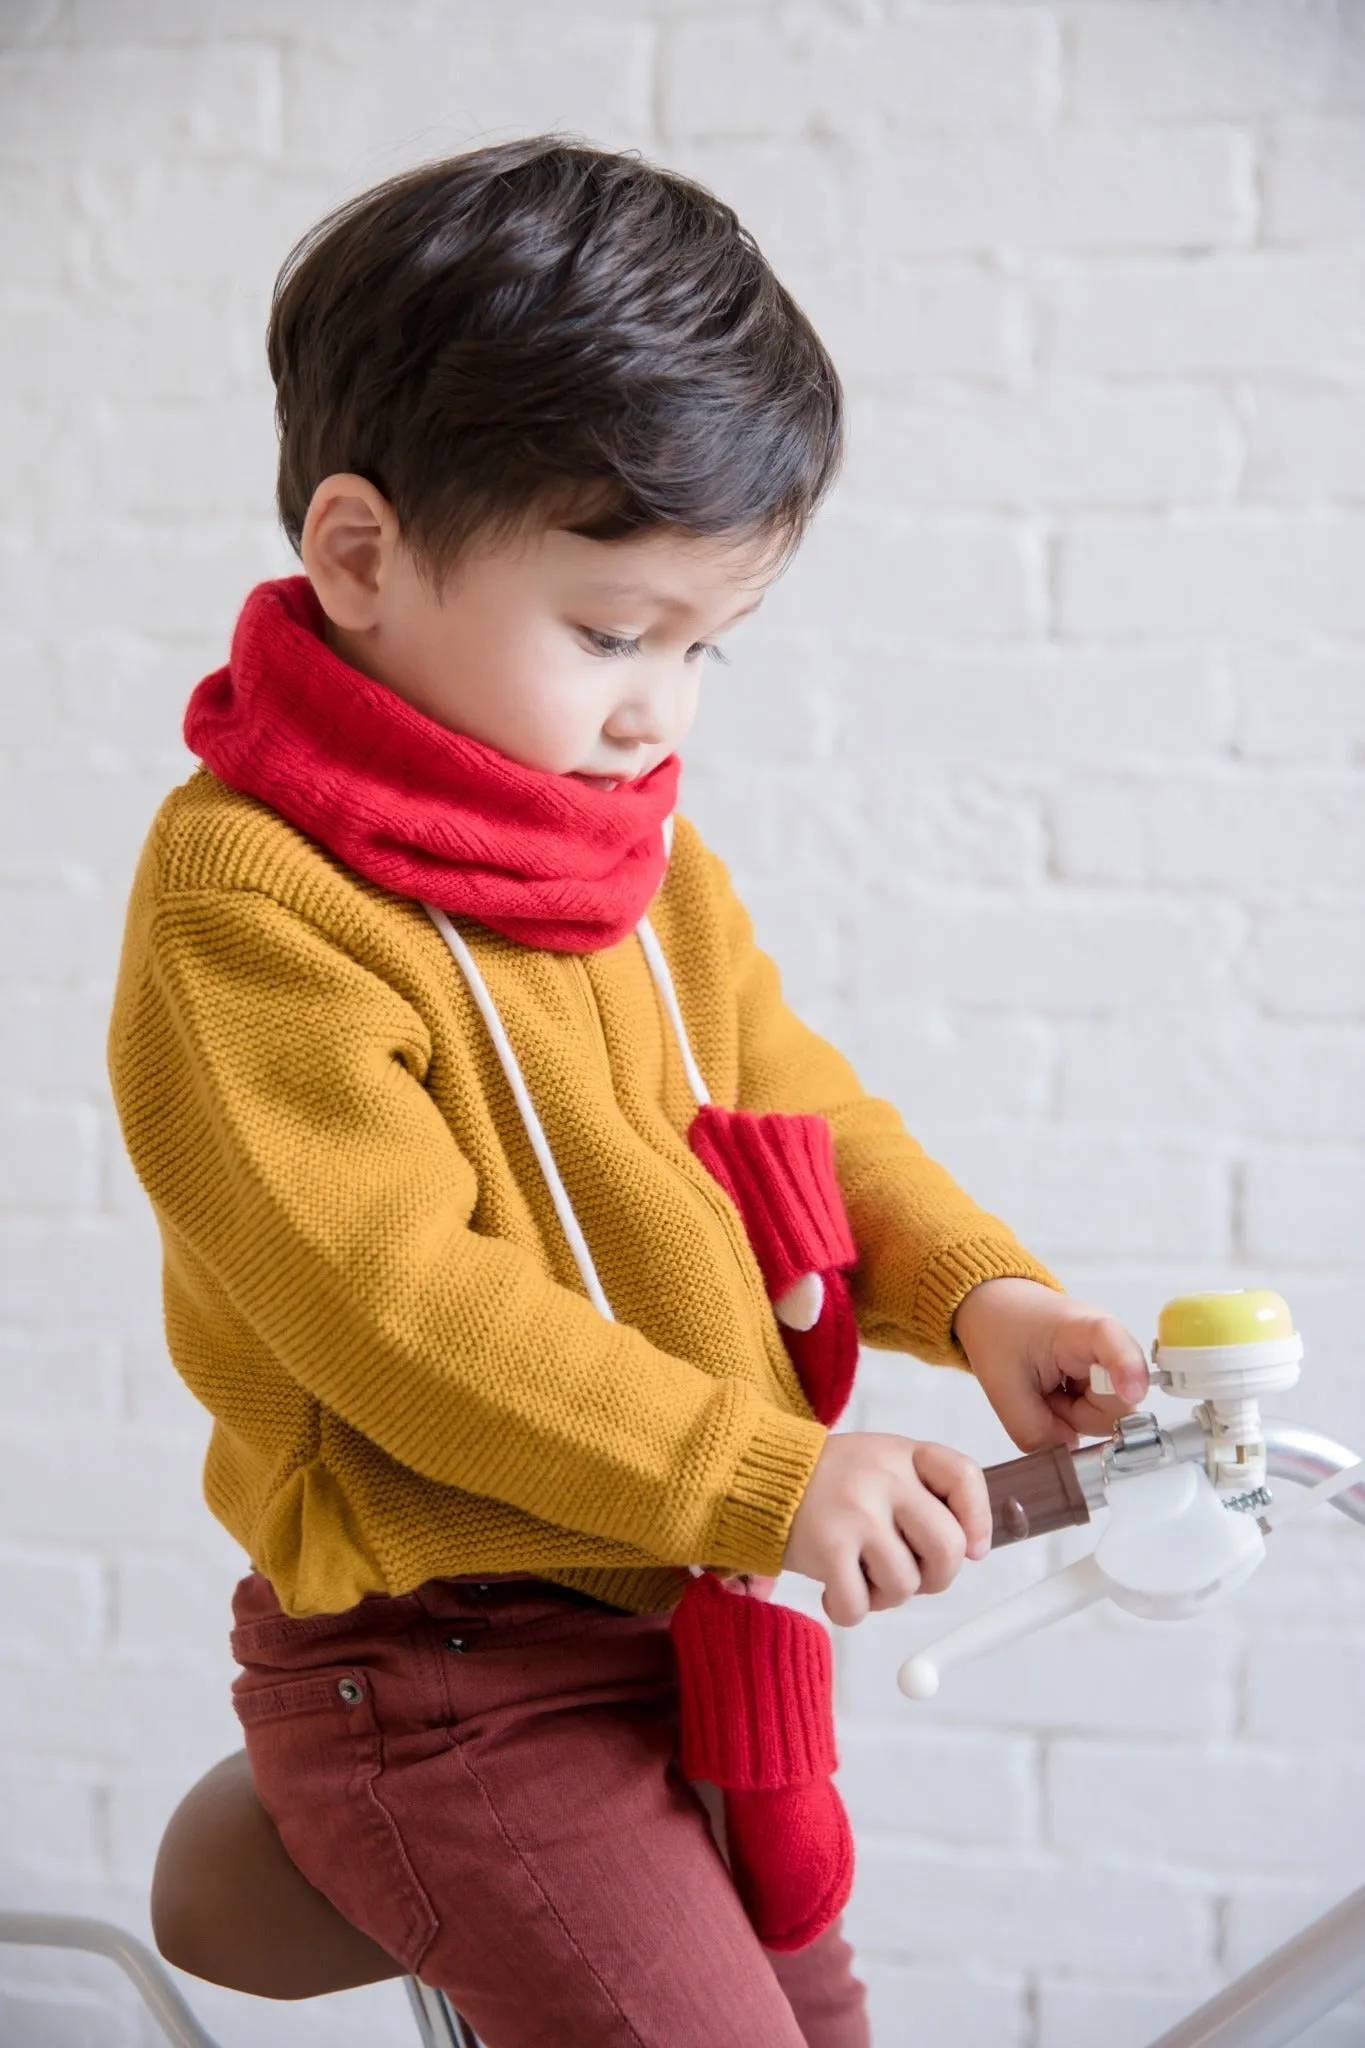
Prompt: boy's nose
<box><xmin>603</xmin><ymin>709</ymin><xmax>667</xmax><ymax>747</ymax></box>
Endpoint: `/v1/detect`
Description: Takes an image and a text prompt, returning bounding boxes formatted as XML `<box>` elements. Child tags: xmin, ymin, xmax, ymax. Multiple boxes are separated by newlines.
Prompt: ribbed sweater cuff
<box><xmin>916</xmin><ymin>1234</ymin><xmax>1062</xmax><ymax>1367</ymax></box>
<box><xmin>709</xmin><ymin>1406</ymin><xmax>828</xmax><ymax>1576</ymax></box>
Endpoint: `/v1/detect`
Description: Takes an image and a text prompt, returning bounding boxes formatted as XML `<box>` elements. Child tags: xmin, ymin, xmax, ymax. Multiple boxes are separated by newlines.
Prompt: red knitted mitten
<box><xmin>688</xmin><ymin>1106</ymin><xmax>859</xmax><ymax>1426</ymax></box>
<box><xmin>776</xmin><ymin>1268</ymin><xmax>860</xmax><ymax>1430</ymax></box>
<box><xmin>671</xmin><ymin>1571</ymin><xmax>854</xmax><ymax>1953</ymax></box>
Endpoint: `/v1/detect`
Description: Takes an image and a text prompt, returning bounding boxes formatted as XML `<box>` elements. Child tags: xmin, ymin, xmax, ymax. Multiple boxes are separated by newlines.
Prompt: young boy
<box><xmin>110</xmin><ymin>139</ymin><xmax>1147</xmax><ymax>2047</ymax></box>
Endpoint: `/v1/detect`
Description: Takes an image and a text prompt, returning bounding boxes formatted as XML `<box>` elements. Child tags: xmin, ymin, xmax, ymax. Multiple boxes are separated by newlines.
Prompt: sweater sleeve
<box><xmin>699</xmin><ymin>842</ymin><xmax>1060</xmax><ymax>1365</ymax></box>
<box><xmin>111</xmin><ymin>886</ymin><xmax>824</xmax><ymax>1575</ymax></box>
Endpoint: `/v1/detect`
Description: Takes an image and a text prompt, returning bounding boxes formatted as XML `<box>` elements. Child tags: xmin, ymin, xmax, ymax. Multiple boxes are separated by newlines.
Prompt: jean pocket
<box><xmin>232</xmin><ymin>1669</ymin><xmax>357</xmax><ymax>1725</ymax></box>
<box><xmin>235</xmin><ymin>1664</ymin><xmax>439</xmax><ymax>1975</ymax></box>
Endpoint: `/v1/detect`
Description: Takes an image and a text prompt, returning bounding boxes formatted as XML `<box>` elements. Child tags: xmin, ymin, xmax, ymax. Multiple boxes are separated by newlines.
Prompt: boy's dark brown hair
<box><xmin>268</xmin><ymin>137</ymin><xmax>843</xmax><ymax>574</ymax></box>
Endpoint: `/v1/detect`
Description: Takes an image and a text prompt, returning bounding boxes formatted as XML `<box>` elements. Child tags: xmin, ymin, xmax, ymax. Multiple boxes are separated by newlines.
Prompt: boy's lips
<box><xmin>571</xmin><ymin>771</ymin><xmax>634</xmax><ymax>791</ymax></box>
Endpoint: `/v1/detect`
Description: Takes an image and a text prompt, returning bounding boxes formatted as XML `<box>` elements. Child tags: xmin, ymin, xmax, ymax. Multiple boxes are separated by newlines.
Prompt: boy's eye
<box><xmin>583</xmin><ymin>629</ymin><xmax>641</xmax><ymax>657</ymax></box>
<box><xmin>580</xmin><ymin>629</ymin><xmax>729</xmax><ymax>665</ymax></box>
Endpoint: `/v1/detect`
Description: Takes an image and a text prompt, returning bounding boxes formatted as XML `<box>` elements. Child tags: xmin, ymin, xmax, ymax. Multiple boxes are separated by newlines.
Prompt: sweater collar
<box><xmin>184</xmin><ymin>577</ymin><xmax>681</xmax><ymax>952</ymax></box>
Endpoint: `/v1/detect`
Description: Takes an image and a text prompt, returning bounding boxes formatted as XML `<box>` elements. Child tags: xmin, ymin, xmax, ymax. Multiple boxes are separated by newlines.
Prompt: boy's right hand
<box><xmin>783</xmin><ymin>1433</ymin><xmax>991</xmax><ymax>1627</ymax></box>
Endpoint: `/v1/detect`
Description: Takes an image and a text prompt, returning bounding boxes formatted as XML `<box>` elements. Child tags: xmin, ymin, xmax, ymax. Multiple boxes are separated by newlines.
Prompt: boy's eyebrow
<box><xmin>582</xmin><ymin>577</ymin><xmax>766</xmax><ymax>625</ymax></box>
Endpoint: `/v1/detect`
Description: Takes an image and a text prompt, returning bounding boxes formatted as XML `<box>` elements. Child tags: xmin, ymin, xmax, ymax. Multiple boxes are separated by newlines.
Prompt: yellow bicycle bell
<box><xmin>1156</xmin><ymin>1288</ymin><xmax>1298</xmax><ymax>1355</ymax></box>
<box><xmin>1152</xmin><ymin>1289</ymin><xmax>1303</xmax><ymax>1494</ymax></box>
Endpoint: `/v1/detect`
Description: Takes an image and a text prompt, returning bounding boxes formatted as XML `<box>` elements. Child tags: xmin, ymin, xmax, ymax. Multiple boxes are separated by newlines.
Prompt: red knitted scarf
<box><xmin>184</xmin><ymin>577</ymin><xmax>681</xmax><ymax>953</ymax></box>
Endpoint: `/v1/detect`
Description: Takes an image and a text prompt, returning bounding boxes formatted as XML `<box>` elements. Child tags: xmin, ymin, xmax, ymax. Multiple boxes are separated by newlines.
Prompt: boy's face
<box><xmin>303</xmin><ymin>475</ymin><xmax>772</xmax><ymax>786</ymax></box>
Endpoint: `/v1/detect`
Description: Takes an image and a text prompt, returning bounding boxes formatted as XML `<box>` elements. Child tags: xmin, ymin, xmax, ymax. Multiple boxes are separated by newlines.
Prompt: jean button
<box><xmin>443</xmin><ymin>1635</ymin><xmax>467</xmax><ymax>1654</ymax></box>
<box><xmin>337</xmin><ymin>1677</ymin><xmax>363</xmax><ymax>1705</ymax></box>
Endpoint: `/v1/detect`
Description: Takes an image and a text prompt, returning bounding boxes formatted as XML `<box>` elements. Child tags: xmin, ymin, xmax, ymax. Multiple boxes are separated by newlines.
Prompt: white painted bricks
<box><xmin>2</xmin><ymin>6</ymin><xmax>1363</xmax><ymax>2046</ymax></box>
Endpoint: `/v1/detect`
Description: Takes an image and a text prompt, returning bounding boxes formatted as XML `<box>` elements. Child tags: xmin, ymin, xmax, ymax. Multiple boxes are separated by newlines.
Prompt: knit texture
<box><xmin>688</xmin><ymin>1107</ymin><xmax>858</xmax><ymax>1302</ymax></box>
<box><xmin>726</xmin><ymin>1783</ymin><xmax>855</xmax><ymax>1954</ymax></box>
<box><xmin>108</xmin><ymin>772</ymin><xmax>1058</xmax><ymax>1619</ymax></box>
<box><xmin>185</xmin><ymin>577</ymin><xmax>681</xmax><ymax>951</ymax></box>
<box><xmin>781</xmin><ymin>1273</ymin><xmax>861</xmax><ymax>1430</ymax></box>
<box><xmin>671</xmin><ymin>1571</ymin><xmax>854</xmax><ymax>1951</ymax></box>
<box><xmin>673</xmin><ymin>1572</ymin><xmax>836</xmax><ymax>1788</ymax></box>
<box><xmin>689</xmin><ymin>1103</ymin><xmax>862</xmax><ymax>1426</ymax></box>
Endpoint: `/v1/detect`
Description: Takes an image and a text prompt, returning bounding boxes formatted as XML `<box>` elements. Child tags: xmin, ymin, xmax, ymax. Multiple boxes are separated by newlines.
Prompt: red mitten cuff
<box><xmin>671</xmin><ymin>1571</ymin><xmax>837</xmax><ymax>1788</ymax></box>
<box><xmin>689</xmin><ymin>1107</ymin><xmax>856</xmax><ymax>1302</ymax></box>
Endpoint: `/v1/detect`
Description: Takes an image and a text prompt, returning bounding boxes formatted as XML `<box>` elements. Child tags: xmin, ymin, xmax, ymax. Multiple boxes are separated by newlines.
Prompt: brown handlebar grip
<box><xmin>985</xmin><ymin>1446</ymin><xmax>1091</xmax><ymax>1548</ymax></box>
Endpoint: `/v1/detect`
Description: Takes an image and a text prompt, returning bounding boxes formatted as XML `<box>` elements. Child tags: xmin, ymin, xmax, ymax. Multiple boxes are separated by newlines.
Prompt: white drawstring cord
<box><xmin>427</xmin><ymin>822</ymin><xmax>720</xmax><ymax>1582</ymax></box>
<box><xmin>423</xmin><ymin>820</ymin><xmax>713</xmax><ymax>1323</ymax></box>
<box><xmin>423</xmin><ymin>903</ymin><xmax>615</xmax><ymax>1324</ymax></box>
<box><xmin>636</xmin><ymin>917</ymin><xmax>710</xmax><ymax>1108</ymax></box>
<box><xmin>640</xmin><ymin>908</ymin><xmax>822</xmax><ymax>1333</ymax></box>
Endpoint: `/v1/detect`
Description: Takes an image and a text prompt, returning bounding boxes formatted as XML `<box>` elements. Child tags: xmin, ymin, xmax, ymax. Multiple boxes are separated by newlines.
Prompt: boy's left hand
<box><xmin>952</xmin><ymin>1277</ymin><xmax>1149</xmax><ymax>1452</ymax></box>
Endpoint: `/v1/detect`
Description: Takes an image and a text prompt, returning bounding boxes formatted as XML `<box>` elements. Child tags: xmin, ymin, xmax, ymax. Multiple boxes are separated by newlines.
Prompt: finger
<box><xmin>1056</xmin><ymin>1313</ymin><xmax>1149</xmax><ymax>1406</ymax></box>
<box><xmin>1047</xmin><ymin>1383</ymin><xmax>1132</xmax><ymax>1440</ymax></box>
<box><xmin>892</xmin><ymin>1494</ymin><xmax>967</xmax><ymax>1595</ymax></box>
<box><xmin>910</xmin><ymin>1444</ymin><xmax>994</xmax><ymax>1561</ymax></box>
<box><xmin>822</xmin><ymin>1549</ymin><xmax>870</xmax><ymax>1628</ymax></box>
<box><xmin>859</xmin><ymin>1529</ymin><xmax>922</xmax><ymax>1611</ymax></box>
<box><xmin>1012</xmin><ymin>1403</ymin><xmax>1082</xmax><ymax>1456</ymax></box>
<box><xmin>979</xmin><ymin>1376</ymin><xmax>1081</xmax><ymax>1458</ymax></box>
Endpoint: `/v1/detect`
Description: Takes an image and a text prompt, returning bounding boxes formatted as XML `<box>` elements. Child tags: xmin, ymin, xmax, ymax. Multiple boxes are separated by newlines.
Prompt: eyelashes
<box><xmin>582</xmin><ymin>629</ymin><xmax>729</xmax><ymax>666</ymax></box>
<box><xmin>584</xmin><ymin>630</ymin><xmax>641</xmax><ymax>657</ymax></box>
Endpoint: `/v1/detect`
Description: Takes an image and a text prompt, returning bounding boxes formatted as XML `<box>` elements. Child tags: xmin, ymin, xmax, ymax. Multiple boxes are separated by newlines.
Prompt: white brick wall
<box><xmin>1</xmin><ymin>5</ymin><xmax>1362</xmax><ymax>2044</ymax></box>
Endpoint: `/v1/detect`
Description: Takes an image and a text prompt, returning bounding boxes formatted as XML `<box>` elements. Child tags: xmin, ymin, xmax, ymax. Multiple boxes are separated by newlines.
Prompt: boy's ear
<box><xmin>301</xmin><ymin>473</ymin><xmax>401</xmax><ymax>630</ymax></box>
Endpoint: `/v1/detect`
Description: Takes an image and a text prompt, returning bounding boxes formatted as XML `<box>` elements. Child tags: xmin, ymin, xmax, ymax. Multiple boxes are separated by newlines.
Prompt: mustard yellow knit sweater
<box><xmin>108</xmin><ymin>771</ymin><xmax>1054</xmax><ymax>1617</ymax></box>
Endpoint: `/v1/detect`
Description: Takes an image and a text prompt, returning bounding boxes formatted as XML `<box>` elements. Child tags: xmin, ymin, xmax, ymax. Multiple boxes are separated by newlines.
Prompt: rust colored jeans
<box><xmin>231</xmin><ymin>1573</ymin><xmax>869</xmax><ymax>2048</ymax></box>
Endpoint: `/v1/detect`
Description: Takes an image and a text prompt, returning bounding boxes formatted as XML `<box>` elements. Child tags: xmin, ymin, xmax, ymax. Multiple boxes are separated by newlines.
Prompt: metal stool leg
<box><xmin>0</xmin><ymin>1913</ymin><xmax>223</xmax><ymax>2048</ymax></box>
<box><xmin>406</xmin><ymin>1975</ymin><xmax>485</xmax><ymax>2046</ymax></box>
<box><xmin>0</xmin><ymin>1910</ymin><xmax>484</xmax><ymax>2048</ymax></box>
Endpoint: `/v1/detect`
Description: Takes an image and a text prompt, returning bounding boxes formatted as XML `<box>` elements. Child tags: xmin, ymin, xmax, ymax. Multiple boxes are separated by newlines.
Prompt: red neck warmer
<box><xmin>184</xmin><ymin>577</ymin><xmax>681</xmax><ymax>952</ymax></box>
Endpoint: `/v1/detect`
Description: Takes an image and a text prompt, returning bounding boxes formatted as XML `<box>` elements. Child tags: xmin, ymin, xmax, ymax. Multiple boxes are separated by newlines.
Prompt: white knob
<box><xmin>897</xmin><ymin>1655</ymin><xmax>940</xmax><ymax>1701</ymax></box>
<box><xmin>1090</xmin><ymin>1365</ymin><xmax>1115</xmax><ymax>1397</ymax></box>
<box><xmin>898</xmin><ymin>1557</ymin><xmax>1107</xmax><ymax>1702</ymax></box>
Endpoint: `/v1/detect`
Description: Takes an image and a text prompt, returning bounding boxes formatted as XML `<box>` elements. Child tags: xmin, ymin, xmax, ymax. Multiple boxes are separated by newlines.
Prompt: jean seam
<box><xmin>443</xmin><ymin>1737</ymin><xmax>649</xmax><ymax>2047</ymax></box>
<box><xmin>361</xmin><ymin>1733</ymin><xmax>440</xmax><ymax>1973</ymax></box>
